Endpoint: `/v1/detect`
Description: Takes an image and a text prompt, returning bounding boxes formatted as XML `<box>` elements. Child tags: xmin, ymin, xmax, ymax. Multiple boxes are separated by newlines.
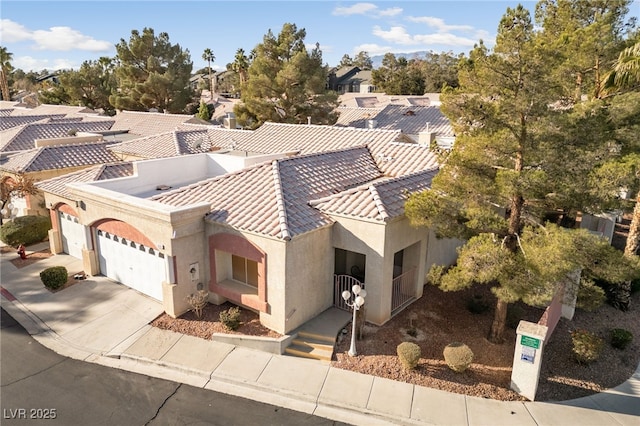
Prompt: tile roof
<box><xmin>226</xmin><ymin>122</ymin><xmax>404</xmax><ymax>155</ymax></box>
<box><xmin>334</xmin><ymin>107</ymin><xmax>384</xmax><ymax>127</ymax></box>
<box><xmin>152</xmin><ymin>146</ymin><xmax>383</xmax><ymax>240</ymax></box>
<box><xmin>335</xmin><ymin>104</ymin><xmax>453</xmax><ymax>136</ymax></box>
<box><xmin>309</xmin><ymin>168</ymin><xmax>438</xmax><ymax>222</ymax></box>
<box><xmin>0</xmin><ymin>141</ymin><xmax>121</xmax><ymax>173</ymax></box>
<box><xmin>0</xmin><ymin>115</ymin><xmax>66</xmax><ymax>131</ymax></box>
<box><xmin>108</xmin><ymin>127</ymin><xmax>251</xmax><ymax>159</ymax></box>
<box><xmin>36</xmin><ymin>162</ymin><xmax>134</xmax><ymax>198</ymax></box>
<box><xmin>110</xmin><ymin>110</ymin><xmax>205</xmax><ymax>136</ymax></box>
<box><xmin>0</xmin><ymin>120</ymin><xmax>116</xmax><ymax>153</ymax></box>
<box><xmin>8</xmin><ymin>104</ymin><xmax>98</xmax><ymax>116</ymax></box>
<box><xmin>369</xmin><ymin>142</ymin><xmax>440</xmax><ymax>177</ymax></box>
<box><xmin>0</xmin><ymin>109</ymin><xmax>14</xmax><ymax>117</ymax></box>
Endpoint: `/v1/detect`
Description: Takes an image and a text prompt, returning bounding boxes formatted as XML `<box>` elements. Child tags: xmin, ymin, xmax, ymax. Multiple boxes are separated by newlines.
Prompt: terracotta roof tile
<box><xmin>152</xmin><ymin>146</ymin><xmax>382</xmax><ymax>239</ymax></box>
<box><xmin>0</xmin><ymin>120</ymin><xmax>116</xmax><ymax>152</ymax></box>
<box><xmin>0</xmin><ymin>142</ymin><xmax>121</xmax><ymax>173</ymax></box>
<box><xmin>228</xmin><ymin>122</ymin><xmax>403</xmax><ymax>155</ymax></box>
<box><xmin>310</xmin><ymin>168</ymin><xmax>438</xmax><ymax>221</ymax></box>
<box><xmin>0</xmin><ymin>115</ymin><xmax>66</xmax><ymax>131</ymax></box>
<box><xmin>110</xmin><ymin>110</ymin><xmax>203</xmax><ymax>136</ymax></box>
<box><xmin>36</xmin><ymin>162</ymin><xmax>134</xmax><ymax>198</ymax></box>
<box><xmin>107</xmin><ymin>127</ymin><xmax>252</xmax><ymax>159</ymax></box>
<box><xmin>335</xmin><ymin>104</ymin><xmax>453</xmax><ymax>137</ymax></box>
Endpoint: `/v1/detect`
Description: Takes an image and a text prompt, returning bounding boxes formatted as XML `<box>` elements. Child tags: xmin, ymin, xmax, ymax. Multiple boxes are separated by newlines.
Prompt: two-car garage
<box><xmin>95</xmin><ymin>229</ymin><xmax>167</xmax><ymax>301</ymax></box>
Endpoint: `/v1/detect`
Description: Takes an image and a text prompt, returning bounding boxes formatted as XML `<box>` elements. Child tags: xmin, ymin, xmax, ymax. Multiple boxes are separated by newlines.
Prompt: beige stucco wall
<box><xmin>44</xmin><ymin>186</ymin><xmax>211</xmax><ymax>317</ymax></box>
<box><xmin>283</xmin><ymin>226</ymin><xmax>334</xmax><ymax>333</ymax></box>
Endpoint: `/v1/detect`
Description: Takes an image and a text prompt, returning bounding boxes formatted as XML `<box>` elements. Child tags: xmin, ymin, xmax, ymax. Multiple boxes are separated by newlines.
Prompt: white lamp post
<box><xmin>342</xmin><ymin>284</ymin><xmax>367</xmax><ymax>356</ymax></box>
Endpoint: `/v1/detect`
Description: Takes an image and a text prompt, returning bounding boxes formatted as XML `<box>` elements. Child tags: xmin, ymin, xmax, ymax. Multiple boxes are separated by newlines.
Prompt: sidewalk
<box><xmin>1</xmin><ymin>244</ymin><xmax>639</xmax><ymax>425</ymax></box>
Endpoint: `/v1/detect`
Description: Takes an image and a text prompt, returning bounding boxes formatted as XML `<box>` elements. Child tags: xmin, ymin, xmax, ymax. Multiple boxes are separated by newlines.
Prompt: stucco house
<box><xmin>37</xmin><ymin>123</ymin><xmax>461</xmax><ymax>337</ymax></box>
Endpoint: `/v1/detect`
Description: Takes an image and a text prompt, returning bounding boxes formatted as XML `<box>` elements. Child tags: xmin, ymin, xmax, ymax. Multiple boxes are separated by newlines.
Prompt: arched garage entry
<box><xmin>52</xmin><ymin>203</ymin><xmax>84</xmax><ymax>259</ymax></box>
<box><xmin>92</xmin><ymin>219</ymin><xmax>167</xmax><ymax>301</ymax></box>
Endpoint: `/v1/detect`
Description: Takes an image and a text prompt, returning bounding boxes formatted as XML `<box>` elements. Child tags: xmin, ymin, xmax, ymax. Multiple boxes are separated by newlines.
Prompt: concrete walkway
<box><xmin>1</xmin><ymin>243</ymin><xmax>639</xmax><ymax>425</ymax></box>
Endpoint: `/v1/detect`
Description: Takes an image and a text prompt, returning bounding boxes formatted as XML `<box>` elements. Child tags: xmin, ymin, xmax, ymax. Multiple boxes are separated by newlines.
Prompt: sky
<box><xmin>1</xmin><ymin>1</ymin><xmax>638</xmax><ymax>73</ymax></box>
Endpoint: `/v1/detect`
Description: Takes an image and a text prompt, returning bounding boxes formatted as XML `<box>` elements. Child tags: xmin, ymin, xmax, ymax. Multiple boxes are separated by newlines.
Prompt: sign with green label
<box><xmin>521</xmin><ymin>335</ymin><xmax>541</xmax><ymax>349</ymax></box>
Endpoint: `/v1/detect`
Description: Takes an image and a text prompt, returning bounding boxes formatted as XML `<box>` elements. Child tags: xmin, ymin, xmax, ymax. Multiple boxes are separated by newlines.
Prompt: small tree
<box><xmin>196</xmin><ymin>100</ymin><xmax>213</xmax><ymax>121</ymax></box>
<box><xmin>0</xmin><ymin>173</ymin><xmax>37</xmax><ymax>225</ymax></box>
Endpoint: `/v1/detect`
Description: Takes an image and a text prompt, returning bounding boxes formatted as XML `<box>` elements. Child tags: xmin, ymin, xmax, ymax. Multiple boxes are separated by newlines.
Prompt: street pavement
<box><xmin>1</xmin><ymin>242</ymin><xmax>639</xmax><ymax>425</ymax></box>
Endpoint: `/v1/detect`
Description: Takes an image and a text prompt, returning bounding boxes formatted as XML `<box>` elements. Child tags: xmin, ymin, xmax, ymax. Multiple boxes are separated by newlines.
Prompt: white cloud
<box><xmin>352</xmin><ymin>43</ymin><xmax>393</xmax><ymax>58</ymax></box>
<box><xmin>332</xmin><ymin>3</ymin><xmax>402</xmax><ymax>18</ymax></box>
<box><xmin>333</xmin><ymin>3</ymin><xmax>378</xmax><ymax>16</ymax></box>
<box><xmin>372</xmin><ymin>26</ymin><xmax>416</xmax><ymax>45</ymax></box>
<box><xmin>372</xmin><ymin>23</ymin><xmax>482</xmax><ymax>49</ymax></box>
<box><xmin>12</xmin><ymin>55</ymin><xmax>77</xmax><ymax>72</ymax></box>
<box><xmin>0</xmin><ymin>19</ymin><xmax>32</xmax><ymax>42</ymax></box>
<box><xmin>31</xmin><ymin>27</ymin><xmax>112</xmax><ymax>52</ymax></box>
<box><xmin>407</xmin><ymin>16</ymin><xmax>475</xmax><ymax>33</ymax></box>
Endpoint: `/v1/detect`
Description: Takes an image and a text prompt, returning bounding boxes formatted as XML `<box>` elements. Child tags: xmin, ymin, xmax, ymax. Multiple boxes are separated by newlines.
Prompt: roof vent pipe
<box><xmin>307</xmin><ymin>116</ymin><xmax>311</xmax><ymax>125</ymax></box>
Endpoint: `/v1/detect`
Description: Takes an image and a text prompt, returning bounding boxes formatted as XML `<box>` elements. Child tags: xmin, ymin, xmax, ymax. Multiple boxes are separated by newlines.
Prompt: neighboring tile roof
<box><xmin>8</xmin><ymin>104</ymin><xmax>98</xmax><ymax>116</ymax></box>
<box><xmin>335</xmin><ymin>104</ymin><xmax>453</xmax><ymax>136</ymax></box>
<box><xmin>0</xmin><ymin>109</ymin><xmax>14</xmax><ymax>117</ymax></box>
<box><xmin>310</xmin><ymin>168</ymin><xmax>438</xmax><ymax>222</ymax></box>
<box><xmin>0</xmin><ymin>120</ymin><xmax>116</xmax><ymax>153</ymax></box>
<box><xmin>152</xmin><ymin>146</ymin><xmax>383</xmax><ymax>240</ymax></box>
<box><xmin>369</xmin><ymin>142</ymin><xmax>440</xmax><ymax>177</ymax></box>
<box><xmin>334</xmin><ymin>107</ymin><xmax>384</xmax><ymax>127</ymax></box>
<box><xmin>0</xmin><ymin>115</ymin><xmax>66</xmax><ymax>131</ymax></box>
<box><xmin>227</xmin><ymin>122</ymin><xmax>404</xmax><ymax>155</ymax></box>
<box><xmin>108</xmin><ymin>127</ymin><xmax>251</xmax><ymax>159</ymax></box>
<box><xmin>36</xmin><ymin>162</ymin><xmax>134</xmax><ymax>198</ymax></box>
<box><xmin>110</xmin><ymin>110</ymin><xmax>206</xmax><ymax>136</ymax></box>
<box><xmin>0</xmin><ymin>142</ymin><xmax>121</xmax><ymax>173</ymax></box>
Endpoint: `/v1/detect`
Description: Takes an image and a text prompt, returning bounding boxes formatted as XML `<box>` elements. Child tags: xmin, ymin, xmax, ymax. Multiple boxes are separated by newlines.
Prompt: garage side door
<box><xmin>96</xmin><ymin>230</ymin><xmax>166</xmax><ymax>301</ymax></box>
<box><xmin>59</xmin><ymin>212</ymin><xmax>84</xmax><ymax>259</ymax></box>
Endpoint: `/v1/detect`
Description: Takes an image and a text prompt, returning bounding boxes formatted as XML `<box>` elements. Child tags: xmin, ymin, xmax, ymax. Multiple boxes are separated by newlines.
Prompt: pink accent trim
<box><xmin>208</xmin><ymin>233</ymin><xmax>268</xmax><ymax>313</ymax></box>
<box><xmin>0</xmin><ymin>286</ymin><xmax>17</xmax><ymax>301</ymax></box>
<box><xmin>92</xmin><ymin>219</ymin><xmax>157</xmax><ymax>249</ymax></box>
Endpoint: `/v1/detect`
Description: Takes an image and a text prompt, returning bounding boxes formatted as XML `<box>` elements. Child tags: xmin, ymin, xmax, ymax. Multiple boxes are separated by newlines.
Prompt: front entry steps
<box><xmin>285</xmin><ymin>331</ymin><xmax>335</xmax><ymax>361</ymax></box>
<box><xmin>283</xmin><ymin>307</ymin><xmax>351</xmax><ymax>362</ymax></box>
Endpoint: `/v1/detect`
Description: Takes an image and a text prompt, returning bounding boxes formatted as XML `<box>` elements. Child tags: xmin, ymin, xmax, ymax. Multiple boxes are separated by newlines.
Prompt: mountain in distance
<box><xmin>369</xmin><ymin>51</ymin><xmax>430</xmax><ymax>68</ymax></box>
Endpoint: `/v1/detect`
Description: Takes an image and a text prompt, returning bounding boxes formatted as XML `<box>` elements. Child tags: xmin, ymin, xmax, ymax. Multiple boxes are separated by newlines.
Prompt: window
<box><xmin>232</xmin><ymin>255</ymin><xmax>258</xmax><ymax>287</ymax></box>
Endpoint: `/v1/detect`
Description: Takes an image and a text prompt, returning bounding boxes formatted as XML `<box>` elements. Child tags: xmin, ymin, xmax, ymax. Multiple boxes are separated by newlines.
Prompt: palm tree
<box><xmin>232</xmin><ymin>48</ymin><xmax>249</xmax><ymax>87</ymax></box>
<box><xmin>0</xmin><ymin>46</ymin><xmax>14</xmax><ymax>101</ymax></box>
<box><xmin>202</xmin><ymin>48</ymin><xmax>215</xmax><ymax>96</ymax></box>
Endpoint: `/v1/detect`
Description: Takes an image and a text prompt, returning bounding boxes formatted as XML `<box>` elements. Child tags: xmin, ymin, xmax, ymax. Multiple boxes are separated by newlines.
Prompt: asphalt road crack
<box><xmin>145</xmin><ymin>383</ymin><xmax>181</xmax><ymax>425</ymax></box>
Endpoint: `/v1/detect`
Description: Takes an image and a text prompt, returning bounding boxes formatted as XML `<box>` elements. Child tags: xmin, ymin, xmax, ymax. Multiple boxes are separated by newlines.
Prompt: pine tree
<box><xmin>110</xmin><ymin>28</ymin><xmax>193</xmax><ymax>113</ymax></box>
<box><xmin>234</xmin><ymin>23</ymin><xmax>339</xmax><ymax>128</ymax></box>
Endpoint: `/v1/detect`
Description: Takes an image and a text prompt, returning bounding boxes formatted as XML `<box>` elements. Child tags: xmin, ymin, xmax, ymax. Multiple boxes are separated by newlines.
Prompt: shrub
<box><xmin>39</xmin><ymin>266</ymin><xmax>68</xmax><ymax>290</ymax></box>
<box><xmin>397</xmin><ymin>342</ymin><xmax>421</xmax><ymax>370</ymax></box>
<box><xmin>185</xmin><ymin>290</ymin><xmax>209</xmax><ymax>319</ymax></box>
<box><xmin>610</xmin><ymin>328</ymin><xmax>633</xmax><ymax>350</ymax></box>
<box><xmin>443</xmin><ymin>342</ymin><xmax>474</xmax><ymax>372</ymax></box>
<box><xmin>219</xmin><ymin>306</ymin><xmax>241</xmax><ymax>331</ymax></box>
<box><xmin>0</xmin><ymin>215</ymin><xmax>51</xmax><ymax>247</ymax></box>
<box><xmin>571</xmin><ymin>329</ymin><xmax>604</xmax><ymax>364</ymax></box>
<box><xmin>466</xmin><ymin>294</ymin><xmax>489</xmax><ymax>314</ymax></box>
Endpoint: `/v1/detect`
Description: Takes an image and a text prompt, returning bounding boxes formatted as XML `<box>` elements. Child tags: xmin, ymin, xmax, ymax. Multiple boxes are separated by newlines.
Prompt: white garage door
<box><xmin>59</xmin><ymin>212</ymin><xmax>85</xmax><ymax>259</ymax></box>
<box><xmin>96</xmin><ymin>230</ymin><xmax>166</xmax><ymax>301</ymax></box>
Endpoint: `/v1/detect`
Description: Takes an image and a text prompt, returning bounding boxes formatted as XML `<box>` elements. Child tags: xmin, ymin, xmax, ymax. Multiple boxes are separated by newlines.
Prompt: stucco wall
<box><xmin>283</xmin><ymin>226</ymin><xmax>334</xmax><ymax>333</ymax></box>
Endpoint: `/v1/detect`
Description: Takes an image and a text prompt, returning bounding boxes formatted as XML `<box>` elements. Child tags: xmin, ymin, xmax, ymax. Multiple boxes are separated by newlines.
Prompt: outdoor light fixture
<box><xmin>342</xmin><ymin>284</ymin><xmax>366</xmax><ymax>357</ymax></box>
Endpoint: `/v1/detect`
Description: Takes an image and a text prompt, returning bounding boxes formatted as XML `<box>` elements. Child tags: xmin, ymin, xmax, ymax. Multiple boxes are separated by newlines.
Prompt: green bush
<box><xmin>39</xmin><ymin>266</ymin><xmax>68</xmax><ymax>290</ymax></box>
<box><xmin>610</xmin><ymin>328</ymin><xmax>633</xmax><ymax>350</ymax></box>
<box><xmin>0</xmin><ymin>215</ymin><xmax>51</xmax><ymax>246</ymax></box>
<box><xmin>396</xmin><ymin>342</ymin><xmax>421</xmax><ymax>370</ymax></box>
<box><xmin>571</xmin><ymin>329</ymin><xmax>604</xmax><ymax>364</ymax></box>
<box><xmin>219</xmin><ymin>306</ymin><xmax>241</xmax><ymax>331</ymax></box>
<box><xmin>443</xmin><ymin>342</ymin><xmax>474</xmax><ymax>372</ymax></box>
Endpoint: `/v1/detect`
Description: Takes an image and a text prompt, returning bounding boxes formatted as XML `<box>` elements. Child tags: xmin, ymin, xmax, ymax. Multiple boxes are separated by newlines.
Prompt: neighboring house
<box><xmin>107</xmin><ymin>127</ymin><xmax>250</xmax><ymax>161</ymax></box>
<box><xmin>109</xmin><ymin>110</ymin><xmax>209</xmax><ymax>137</ymax></box>
<box><xmin>38</xmin><ymin>123</ymin><xmax>461</xmax><ymax>337</ymax></box>
<box><xmin>0</xmin><ymin>115</ymin><xmax>68</xmax><ymax>131</ymax></box>
<box><xmin>0</xmin><ymin>120</ymin><xmax>116</xmax><ymax>155</ymax></box>
<box><xmin>0</xmin><ymin>141</ymin><xmax>121</xmax><ymax>217</ymax></box>
<box><xmin>335</xmin><ymin>104</ymin><xmax>455</xmax><ymax>150</ymax></box>
<box><xmin>337</xmin><ymin>93</ymin><xmax>441</xmax><ymax>108</ymax></box>
<box><xmin>328</xmin><ymin>66</ymin><xmax>376</xmax><ymax>94</ymax></box>
<box><xmin>6</xmin><ymin>103</ymin><xmax>99</xmax><ymax>117</ymax></box>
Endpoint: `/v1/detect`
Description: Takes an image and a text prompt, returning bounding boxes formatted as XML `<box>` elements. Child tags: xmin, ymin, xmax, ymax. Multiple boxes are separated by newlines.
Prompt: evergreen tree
<box><xmin>234</xmin><ymin>23</ymin><xmax>339</xmax><ymax>128</ymax></box>
<box><xmin>110</xmin><ymin>28</ymin><xmax>193</xmax><ymax>113</ymax></box>
<box><xmin>196</xmin><ymin>100</ymin><xmax>213</xmax><ymax>121</ymax></box>
<box><xmin>405</xmin><ymin>5</ymin><xmax>635</xmax><ymax>343</ymax></box>
<box><xmin>353</xmin><ymin>51</ymin><xmax>373</xmax><ymax>70</ymax></box>
<box><xmin>371</xmin><ymin>54</ymin><xmax>425</xmax><ymax>95</ymax></box>
<box><xmin>339</xmin><ymin>54</ymin><xmax>353</xmax><ymax>68</ymax></box>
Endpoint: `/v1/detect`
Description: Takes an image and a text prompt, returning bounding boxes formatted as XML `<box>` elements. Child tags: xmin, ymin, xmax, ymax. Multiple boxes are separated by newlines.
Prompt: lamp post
<box><xmin>342</xmin><ymin>284</ymin><xmax>367</xmax><ymax>357</ymax></box>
